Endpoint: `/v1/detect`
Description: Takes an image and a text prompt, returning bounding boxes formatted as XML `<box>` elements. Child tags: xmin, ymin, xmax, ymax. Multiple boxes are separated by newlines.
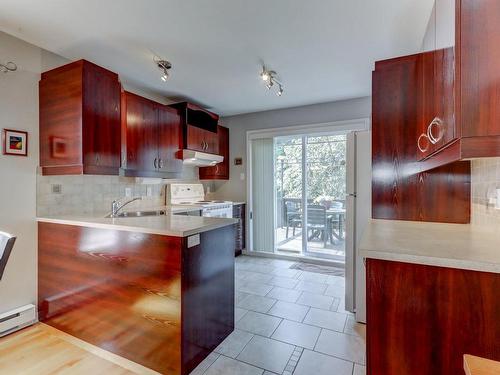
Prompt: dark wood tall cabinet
<box><xmin>416</xmin><ymin>0</ymin><xmax>500</xmax><ymax>169</ymax></box>
<box><xmin>121</xmin><ymin>91</ymin><xmax>182</xmax><ymax>178</ymax></box>
<box><xmin>39</xmin><ymin>60</ymin><xmax>121</xmax><ymax>175</ymax></box>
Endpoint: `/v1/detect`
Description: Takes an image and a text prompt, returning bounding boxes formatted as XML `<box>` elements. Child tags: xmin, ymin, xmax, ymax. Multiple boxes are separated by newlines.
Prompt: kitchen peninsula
<box><xmin>37</xmin><ymin>210</ymin><xmax>237</xmax><ymax>375</ymax></box>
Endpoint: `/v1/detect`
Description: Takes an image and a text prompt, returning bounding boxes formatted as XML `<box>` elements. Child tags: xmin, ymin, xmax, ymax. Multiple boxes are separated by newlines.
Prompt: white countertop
<box><xmin>37</xmin><ymin>206</ymin><xmax>238</xmax><ymax>237</ymax></box>
<box><xmin>359</xmin><ymin>219</ymin><xmax>500</xmax><ymax>274</ymax></box>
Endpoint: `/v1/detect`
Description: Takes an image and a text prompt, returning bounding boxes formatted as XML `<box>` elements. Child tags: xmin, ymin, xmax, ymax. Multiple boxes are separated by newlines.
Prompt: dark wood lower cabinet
<box><xmin>366</xmin><ymin>259</ymin><xmax>500</xmax><ymax>375</ymax></box>
<box><xmin>38</xmin><ymin>222</ymin><xmax>235</xmax><ymax>375</ymax></box>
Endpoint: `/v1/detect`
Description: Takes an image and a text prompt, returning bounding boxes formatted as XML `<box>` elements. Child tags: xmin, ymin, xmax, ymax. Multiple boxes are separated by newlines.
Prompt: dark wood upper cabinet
<box><xmin>416</xmin><ymin>0</ymin><xmax>500</xmax><ymax>170</ymax></box>
<box><xmin>185</xmin><ymin>125</ymin><xmax>219</xmax><ymax>154</ymax></box>
<box><xmin>170</xmin><ymin>102</ymin><xmax>221</xmax><ymax>154</ymax></box>
<box><xmin>170</xmin><ymin>102</ymin><xmax>219</xmax><ymax>133</ymax></box>
<box><xmin>39</xmin><ymin>60</ymin><xmax>121</xmax><ymax>175</ymax></box>
<box><xmin>121</xmin><ymin>91</ymin><xmax>182</xmax><ymax>178</ymax></box>
<box><xmin>199</xmin><ymin>125</ymin><xmax>229</xmax><ymax>180</ymax></box>
<box><xmin>372</xmin><ymin>53</ymin><xmax>470</xmax><ymax>224</ymax></box>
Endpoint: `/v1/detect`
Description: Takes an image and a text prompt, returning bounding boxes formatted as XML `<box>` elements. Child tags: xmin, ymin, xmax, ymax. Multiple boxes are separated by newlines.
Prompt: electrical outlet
<box><xmin>51</xmin><ymin>184</ymin><xmax>62</xmax><ymax>194</ymax></box>
<box><xmin>125</xmin><ymin>187</ymin><xmax>132</xmax><ymax>197</ymax></box>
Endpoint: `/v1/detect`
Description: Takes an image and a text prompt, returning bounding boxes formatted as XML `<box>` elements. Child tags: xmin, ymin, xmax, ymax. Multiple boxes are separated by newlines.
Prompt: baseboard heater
<box><xmin>0</xmin><ymin>304</ymin><xmax>36</xmax><ymax>337</ymax></box>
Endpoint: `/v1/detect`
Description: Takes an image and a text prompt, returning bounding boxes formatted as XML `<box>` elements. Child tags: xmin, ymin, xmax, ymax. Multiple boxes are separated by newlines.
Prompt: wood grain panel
<box><xmin>38</xmin><ymin>222</ymin><xmax>183</xmax><ymax>374</ymax></box>
<box><xmin>199</xmin><ymin>125</ymin><xmax>229</xmax><ymax>180</ymax></box>
<box><xmin>181</xmin><ymin>225</ymin><xmax>235</xmax><ymax>374</ymax></box>
<box><xmin>372</xmin><ymin>53</ymin><xmax>470</xmax><ymax>223</ymax></box>
<box><xmin>366</xmin><ymin>259</ymin><xmax>500</xmax><ymax>375</ymax></box>
<box><xmin>39</xmin><ymin>61</ymin><xmax>84</xmax><ymax>169</ymax></box>
<box><xmin>460</xmin><ymin>0</ymin><xmax>500</xmax><ymax>137</ymax></box>
<box><xmin>38</xmin><ymin>222</ymin><xmax>235</xmax><ymax>375</ymax></box>
<box><xmin>122</xmin><ymin>92</ymin><xmax>158</xmax><ymax>174</ymax></box>
<box><xmin>82</xmin><ymin>61</ymin><xmax>121</xmax><ymax>173</ymax></box>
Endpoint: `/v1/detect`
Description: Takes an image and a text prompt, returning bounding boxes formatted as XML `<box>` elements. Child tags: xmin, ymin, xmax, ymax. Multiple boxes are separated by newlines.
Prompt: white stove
<box><xmin>166</xmin><ymin>183</ymin><xmax>233</xmax><ymax>218</ymax></box>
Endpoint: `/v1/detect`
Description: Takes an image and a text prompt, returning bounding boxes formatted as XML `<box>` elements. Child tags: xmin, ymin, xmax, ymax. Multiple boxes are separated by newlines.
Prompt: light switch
<box><xmin>240</xmin><ymin>173</ymin><xmax>245</xmax><ymax>181</ymax></box>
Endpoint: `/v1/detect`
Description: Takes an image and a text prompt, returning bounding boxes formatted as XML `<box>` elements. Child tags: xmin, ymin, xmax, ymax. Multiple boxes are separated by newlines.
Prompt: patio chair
<box><xmin>0</xmin><ymin>231</ymin><xmax>16</xmax><ymax>281</ymax></box>
<box><xmin>306</xmin><ymin>205</ymin><xmax>328</xmax><ymax>247</ymax></box>
<box><xmin>285</xmin><ymin>201</ymin><xmax>302</xmax><ymax>238</ymax></box>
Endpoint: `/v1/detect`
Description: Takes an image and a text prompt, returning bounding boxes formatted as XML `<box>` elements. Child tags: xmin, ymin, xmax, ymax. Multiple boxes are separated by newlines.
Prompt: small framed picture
<box><xmin>3</xmin><ymin>129</ymin><xmax>28</xmax><ymax>156</ymax></box>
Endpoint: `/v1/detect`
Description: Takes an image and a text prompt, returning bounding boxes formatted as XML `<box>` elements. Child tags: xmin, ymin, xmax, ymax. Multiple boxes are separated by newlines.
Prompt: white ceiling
<box><xmin>0</xmin><ymin>0</ymin><xmax>433</xmax><ymax>116</ymax></box>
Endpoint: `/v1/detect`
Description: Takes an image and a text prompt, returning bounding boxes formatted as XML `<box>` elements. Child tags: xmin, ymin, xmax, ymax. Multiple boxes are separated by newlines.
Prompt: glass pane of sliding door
<box><xmin>274</xmin><ymin>136</ymin><xmax>303</xmax><ymax>255</ymax></box>
<box><xmin>273</xmin><ymin>134</ymin><xmax>347</xmax><ymax>261</ymax></box>
<box><xmin>304</xmin><ymin>135</ymin><xmax>347</xmax><ymax>260</ymax></box>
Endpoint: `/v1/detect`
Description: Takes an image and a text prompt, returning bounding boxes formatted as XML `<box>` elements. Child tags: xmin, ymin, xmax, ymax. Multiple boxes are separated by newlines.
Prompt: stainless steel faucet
<box><xmin>110</xmin><ymin>197</ymin><xmax>142</xmax><ymax>218</ymax></box>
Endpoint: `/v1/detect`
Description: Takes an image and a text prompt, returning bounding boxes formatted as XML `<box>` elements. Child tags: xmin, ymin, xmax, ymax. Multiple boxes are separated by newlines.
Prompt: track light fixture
<box><xmin>260</xmin><ymin>65</ymin><xmax>284</xmax><ymax>96</ymax></box>
<box><xmin>154</xmin><ymin>57</ymin><xmax>172</xmax><ymax>82</ymax></box>
<box><xmin>0</xmin><ymin>61</ymin><xmax>17</xmax><ymax>74</ymax></box>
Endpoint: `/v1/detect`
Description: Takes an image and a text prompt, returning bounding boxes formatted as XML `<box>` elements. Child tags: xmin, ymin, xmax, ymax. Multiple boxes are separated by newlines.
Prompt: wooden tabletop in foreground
<box><xmin>464</xmin><ymin>354</ymin><xmax>500</xmax><ymax>375</ymax></box>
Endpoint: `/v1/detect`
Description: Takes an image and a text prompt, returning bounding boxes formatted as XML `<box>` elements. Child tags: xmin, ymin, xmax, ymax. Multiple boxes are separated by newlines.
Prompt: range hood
<box><xmin>181</xmin><ymin>149</ymin><xmax>223</xmax><ymax>167</ymax></box>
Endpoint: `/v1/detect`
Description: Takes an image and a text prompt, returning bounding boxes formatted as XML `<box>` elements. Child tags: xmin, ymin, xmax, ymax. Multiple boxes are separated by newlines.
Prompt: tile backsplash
<box><xmin>37</xmin><ymin>167</ymin><xmax>200</xmax><ymax>216</ymax></box>
<box><xmin>471</xmin><ymin>158</ymin><xmax>500</xmax><ymax>227</ymax></box>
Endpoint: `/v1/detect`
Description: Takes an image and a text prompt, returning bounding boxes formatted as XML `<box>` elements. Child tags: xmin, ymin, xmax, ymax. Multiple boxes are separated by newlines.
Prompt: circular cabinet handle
<box><xmin>417</xmin><ymin>133</ymin><xmax>430</xmax><ymax>153</ymax></box>
<box><xmin>159</xmin><ymin>158</ymin><xmax>164</xmax><ymax>169</ymax></box>
<box><xmin>427</xmin><ymin>117</ymin><xmax>444</xmax><ymax>144</ymax></box>
<box><xmin>154</xmin><ymin>157</ymin><xmax>158</xmax><ymax>169</ymax></box>
<box><xmin>201</xmin><ymin>141</ymin><xmax>205</xmax><ymax>150</ymax></box>
<box><xmin>215</xmin><ymin>164</ymin><xmax>219</xmax><ymax>174</ymax></box>
<box><xmin>95</xmin><ymin>153</ymin><xmax>100</xmax><ymax>165</ymax></box>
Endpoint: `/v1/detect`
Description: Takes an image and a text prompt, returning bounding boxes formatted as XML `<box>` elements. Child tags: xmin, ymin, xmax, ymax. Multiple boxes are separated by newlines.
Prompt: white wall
<box><xmin>0</xmin><ymin>32</ymin><xmax>68</xmax><ymax>314</ymax></box>
<box><xmin>211</xmin><ymin>97</ymin><xmax>372</xmax><ymax>202</ymax></box>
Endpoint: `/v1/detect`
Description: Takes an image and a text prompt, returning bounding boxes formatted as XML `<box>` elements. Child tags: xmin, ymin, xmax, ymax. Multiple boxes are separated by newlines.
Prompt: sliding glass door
<box><xmin>274</xmin><ymin>134</ymin><xmax>347</xmax><ymax>261</ymax></box>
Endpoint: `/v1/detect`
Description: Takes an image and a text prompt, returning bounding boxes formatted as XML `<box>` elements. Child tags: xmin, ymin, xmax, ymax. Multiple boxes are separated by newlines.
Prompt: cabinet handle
<box><xmin>159</xmin><ymin>158</ymin><xmax>164</xmax><ymax>169</ymax></box>
<box><xmin>95</xmin><ymin>153</ymin><xmax>100</xmax><ymax>165</ymax></box>
<box><xmin>204</xmin><ymin>141</ymin><xmax>208</xmax><ymax>151</ymax></box>
<box><xmin>427</xmin><ymin>117</ymin><xmax>444</xmax><ymax>144</ymax></box>
<box><xmin>215</xmin><ymin>164</ymin><xmax>219</xmax><ymax>174</ymax></box>
<box><xmin>154</xmin><ymin>157</ymin><xmax>158</xmax><ymax>169</ymax></box>
<box><xmin>417</xmin><ymin>133</ymin><xmax>430</xmax><ymax>153</ymax></box>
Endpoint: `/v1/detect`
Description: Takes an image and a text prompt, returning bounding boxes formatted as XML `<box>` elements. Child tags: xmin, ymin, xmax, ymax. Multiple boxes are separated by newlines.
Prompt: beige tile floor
<box><xmin>190</xmin><ymin>255</ymin><xmax>366</xmax><ymax>375</ymax></box>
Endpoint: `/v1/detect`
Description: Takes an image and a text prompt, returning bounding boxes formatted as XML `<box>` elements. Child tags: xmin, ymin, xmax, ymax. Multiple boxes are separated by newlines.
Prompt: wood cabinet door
<box><xmin>186</xmin><ymin>125</ymin><xmax>218</xmax><ymax>153</ymax></box>
<box><xmin>186</xmin><ymin>125</ymin><xmax>206</xmax><ymax>152</ymax></box>
<box><xmin>158</xmin><ymin>105</ymin><xmax>183</xmax><ymax>175</ymax></box>
<box><xmin>460</xmin><ymin>0</ymin><xmax>500</xmax><ymax>137</ymax></box>
<box><xmin>199</xmin><ymin>125</ymin><xmax>229</xmax><ymax>179</ymax></box>
<box><xmin>124</xmin><ymin>92</ymin><xmax>158</xmax><ymax>173</ymax></box>
<box><xmin>39</xmin><ymin>63</ymin><xmax>84</xmax><ymax>170</ymax></box>
<box><xmin>367</xmin><ymin>259</ymin><xmax>500</xmax><ymax>375</ymax></box>
<box><xmin>204</xmin><ymin>129</ymin><xmax>219</xmax><ymax>155</ymax></box>
<box><xmin>82</xmin><ymin>63</ymin><xmax>121</xmax><ymax>173</ymax></box>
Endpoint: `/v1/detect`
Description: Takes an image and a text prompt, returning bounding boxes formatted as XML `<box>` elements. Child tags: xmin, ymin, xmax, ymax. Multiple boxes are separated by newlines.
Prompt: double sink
<box><xmin>107</xmin><ymin>210</ymin><xmax>167</xmax><ymax>218</ymax></box>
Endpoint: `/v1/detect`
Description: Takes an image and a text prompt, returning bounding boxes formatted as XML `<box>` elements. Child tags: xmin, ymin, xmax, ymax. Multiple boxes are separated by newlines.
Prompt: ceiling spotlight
<box><xmin>154</xmin><ymin>57</ymin><xmax>172</xmax><ymax>82</ymax></box>
<box><xmin>260</xmin><ymin>64</ymin><xmax>284</xmax><ymax>97</ymax></box>
<box><xmin>276</xmin><ymin>85</ymin><xmax>284</xmax><ymax>96</ymax></box>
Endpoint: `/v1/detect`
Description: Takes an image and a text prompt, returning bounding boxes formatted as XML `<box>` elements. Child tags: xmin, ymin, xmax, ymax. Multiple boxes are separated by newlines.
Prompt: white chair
<box><xmin>0</xmin><ymin>231</ymin><xmax>16</xmax><ymax>281</ymax></box>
